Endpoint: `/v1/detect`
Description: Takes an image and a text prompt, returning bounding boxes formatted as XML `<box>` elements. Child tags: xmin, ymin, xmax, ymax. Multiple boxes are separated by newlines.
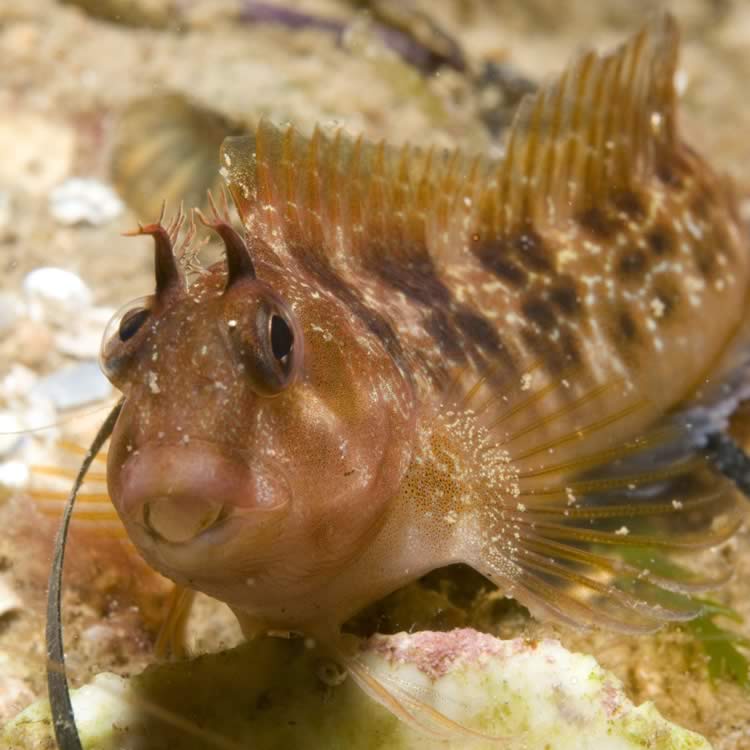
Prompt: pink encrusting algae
<box><xmin>78</xmin><ymin>12</ymin><xmax>750</xmax><ymax>737</ymax></box>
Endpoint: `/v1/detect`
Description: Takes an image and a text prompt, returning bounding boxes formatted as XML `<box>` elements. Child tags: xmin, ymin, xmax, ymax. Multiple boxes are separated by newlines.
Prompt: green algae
<box><xmin>2</xmin><ymin>631</ymin><xmax>713</xmax><ymax>750</ymax></box>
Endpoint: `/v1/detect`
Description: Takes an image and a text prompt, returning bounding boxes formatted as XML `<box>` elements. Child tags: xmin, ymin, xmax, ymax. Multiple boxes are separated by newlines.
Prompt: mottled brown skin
<box><xmin>100</xmin><ymin>15</ymin><xmax>749</xmax><ymax>729</ymax></box>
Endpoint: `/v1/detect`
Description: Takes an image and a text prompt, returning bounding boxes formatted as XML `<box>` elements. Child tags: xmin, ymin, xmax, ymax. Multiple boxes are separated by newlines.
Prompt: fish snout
<box><xmin>113</xmin><ymin>444</ymin><xmax>286</xmax><ymax>544</ymax></box>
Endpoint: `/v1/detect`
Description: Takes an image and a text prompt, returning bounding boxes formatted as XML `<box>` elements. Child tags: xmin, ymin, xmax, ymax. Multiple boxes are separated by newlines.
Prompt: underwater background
<box><xmin>0</xmin><ymin>0</ymin><xmax>750</xmax><ymax>747</ymax></box>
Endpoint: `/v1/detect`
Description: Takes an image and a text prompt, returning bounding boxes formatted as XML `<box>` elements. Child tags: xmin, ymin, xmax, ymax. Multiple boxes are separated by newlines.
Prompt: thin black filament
<box><xmin>46</xmin><ymin>399</ymin><xmax>124</xmax><ymax>750</ymax></box>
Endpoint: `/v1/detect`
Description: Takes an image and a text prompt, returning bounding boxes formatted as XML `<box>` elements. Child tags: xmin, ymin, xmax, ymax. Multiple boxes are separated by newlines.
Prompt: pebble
<box><xmin>49</xmin><ymin>177</ymin><xmax>124</xmax><ymax>226</ymax></box>
<box><xmin>31</xmin><ymin>361</ymin><xmax>111</xmax><ymax>410</ymax></box>
<box><xmin>22</xmin><ymin>266</ymin><xmax>93</xmax><ymax>322</ymax></box>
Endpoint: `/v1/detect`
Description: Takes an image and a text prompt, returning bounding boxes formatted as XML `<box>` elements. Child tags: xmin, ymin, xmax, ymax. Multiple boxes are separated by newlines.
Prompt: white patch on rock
<box><xmin>49</xmin><ymin>178</ymin><xmax>124</xmax><ymax>226</ymax></box>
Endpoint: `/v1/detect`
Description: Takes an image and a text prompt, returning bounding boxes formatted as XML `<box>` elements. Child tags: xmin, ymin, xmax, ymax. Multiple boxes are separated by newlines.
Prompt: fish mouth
<box><xmin>113</xmin><ymin>441</ymin><xmax>290</xmax><ymax>546</ymax></box>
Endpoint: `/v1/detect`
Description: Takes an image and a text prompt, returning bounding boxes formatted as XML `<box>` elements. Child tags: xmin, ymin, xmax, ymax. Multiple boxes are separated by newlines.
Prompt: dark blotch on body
<box><xmin>578</xmin><ymin>206</ymin><xmax>618</xmax><ymax>239</ymax></box>
<box><xmin>617</xmin><ymin>248</ymin><xmax>648</xmax><ymax>279</ymax></box>
<box><xmin>521</xmin><ymin>326</ymin><xmax>580</xmax><ymax>374</ymax></box>
<box><xmin>367</xmin><ymin>247</ymin><xmax>509</xmax><ymax>369</ymax></box>
<box><xmin>548</xmin><ymin>277</ymin><xmax>580</xmax><ymax>317</ymax></box>
<box><xmin>646</xmin><ymin>225</ymin><xmax>673</xmax><ymax>256</ymax></box>
<box><xmin>522</xmin><ymin>296</ymin><xmax>557</xmax><ymax>331</ymax></box>
<box><xmin>611</xmin><ymin>189</ymin><xmax>646</xmax><ymax>221</ymax></box>
<box><xmin>472</xmin><ymin>226</ymin><xmax>552</xmax><ymax>284</ymax></box>
<box><xmin>298</xmin><ymin>251</ymin><xmax>412</xmax><ymax>380</ymax></box>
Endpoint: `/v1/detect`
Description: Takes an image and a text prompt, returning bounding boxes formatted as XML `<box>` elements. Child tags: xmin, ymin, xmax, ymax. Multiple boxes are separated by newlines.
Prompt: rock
<box><xmin>31</xmin><ymin>361</ymin><xmax>111</xmax><ymax>410</ymax></box>
<box><xmin>1</xmin><ymin>630</ymin><xmax>713</xmax><ymax>750</ymax></box>
<box><xmin>22</xmin><ymin>266</ymin><xmax>93</xmax><ymax>323</ymax></box>
<box><xmin>49</xmin><ymin>177</ymin><xmax>124</xmax><ymax>226</ymax></box>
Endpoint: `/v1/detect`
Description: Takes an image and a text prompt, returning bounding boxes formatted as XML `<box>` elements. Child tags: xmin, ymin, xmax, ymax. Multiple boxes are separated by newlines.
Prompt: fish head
<box><xmin>100</xmin><ymin>211</ymin><xmax>415</xmax><ymax>607</ymax></box>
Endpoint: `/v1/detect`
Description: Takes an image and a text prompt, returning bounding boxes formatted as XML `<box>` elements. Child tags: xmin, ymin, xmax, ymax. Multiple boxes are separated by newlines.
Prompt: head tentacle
<box><xmin>123</xmin><ymin>202</ymin><xmax>186</xmax><ymax>297</ymax></box>
<box><xmin>196</xmin><ymin>189</ymin><xmax>256</xmax><ymax>286</ymax></box>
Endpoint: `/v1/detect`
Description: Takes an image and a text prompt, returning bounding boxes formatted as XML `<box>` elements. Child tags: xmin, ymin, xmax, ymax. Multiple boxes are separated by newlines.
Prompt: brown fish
<box><xmin>80</xmin><ymin>13</ymin><xmax>749</xmax><ymax>736</ymax></box>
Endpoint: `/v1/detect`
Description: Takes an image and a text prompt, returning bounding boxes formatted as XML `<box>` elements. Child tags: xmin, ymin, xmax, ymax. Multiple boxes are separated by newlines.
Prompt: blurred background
<box><xmin>0</xmin><ymin>0</ymin><xmax>749</xmax><ymax>746</ymax></box>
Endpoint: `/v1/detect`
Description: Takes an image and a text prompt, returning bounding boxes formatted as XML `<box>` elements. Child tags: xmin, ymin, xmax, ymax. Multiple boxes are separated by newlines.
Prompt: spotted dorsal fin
<box><xmin>221</xmin><ymin>15</ymin><xmax>678</xmax><ymax>263</ymax></box>
<box><xmin>477</xmin><ymin>13</ymin><xmax>679</xmax><ymax>236</ymax></box>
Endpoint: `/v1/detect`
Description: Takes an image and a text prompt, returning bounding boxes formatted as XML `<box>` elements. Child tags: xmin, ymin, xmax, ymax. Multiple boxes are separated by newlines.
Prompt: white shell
<box><xmin>23</xmin><ymin>266</ymin><xmax>93</xmax><ymax>322</ymax></box>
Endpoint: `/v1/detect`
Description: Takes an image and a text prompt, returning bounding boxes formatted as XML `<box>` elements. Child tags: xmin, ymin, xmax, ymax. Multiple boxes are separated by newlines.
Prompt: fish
<box><xmin>52</xmin><ymin>13</ymin><xmax>750</xmax><ymax>741</ymax></box>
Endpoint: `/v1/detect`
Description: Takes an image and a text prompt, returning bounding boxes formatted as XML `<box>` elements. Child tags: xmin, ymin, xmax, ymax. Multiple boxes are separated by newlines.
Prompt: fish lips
<box><xmin>112</xmin><ymin>441</ymin><xmax>291</xmax><ymax>548</ymax></box>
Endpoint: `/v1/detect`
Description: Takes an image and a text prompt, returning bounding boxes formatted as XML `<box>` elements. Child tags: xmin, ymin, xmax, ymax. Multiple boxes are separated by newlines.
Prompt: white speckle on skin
<box><xmin>520</xmin><ymin>373</ymin><xmax>532</xmax><ymax>391</ymax></box>
<box><xmin>650</xmin><ymin>297</ymin><xmax>665</xmax><ymax>318</ymax></box>
<box><xmin>228</xmin><ymin>319</ymin><xmax>238</xmax><ymax>328</ymax></box>
<box><xmin>147</xmin><ymin>371</ymin><xmax>160</xmax><ymax>394</ymax></box>
<box><xmin>615</xmin><ymin>526</ymin><xmax>629</xmax><ymax>536</ymax></box>
<box><xmin>557</xmin><ymin>249</ymin><xmax>578</xmax><ymax>266</ymax></box>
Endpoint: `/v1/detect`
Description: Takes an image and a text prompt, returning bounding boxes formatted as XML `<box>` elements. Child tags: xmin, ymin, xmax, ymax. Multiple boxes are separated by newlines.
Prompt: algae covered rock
<box><xmin>3</xmin><ymin>629</ymin><xmax>711</xmax><ymax>749</ymax></box>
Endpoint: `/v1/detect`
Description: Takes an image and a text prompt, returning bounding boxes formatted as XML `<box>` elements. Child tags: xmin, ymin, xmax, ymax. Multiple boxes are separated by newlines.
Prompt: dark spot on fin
<box><xmin>112</xmin><ymin>94</ymin><xmax>245</xmax><ymax>220</ymax></box>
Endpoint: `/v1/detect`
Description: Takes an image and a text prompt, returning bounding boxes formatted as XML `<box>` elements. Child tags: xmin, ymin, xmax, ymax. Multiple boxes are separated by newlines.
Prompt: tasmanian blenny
<box><xmin>57</xmin><ymin>13</ymin><xmax>750</xmax><ymax>739</ymax></box>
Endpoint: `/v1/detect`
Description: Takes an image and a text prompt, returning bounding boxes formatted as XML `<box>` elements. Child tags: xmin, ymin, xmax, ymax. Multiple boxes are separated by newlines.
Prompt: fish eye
<box><xmin>119</xmin><ymin>307</ymin><xmax>151</xmax><ymax>342</ymax></box>
<box><xmin>270</xmin><ymin>314</ymin><xmax>293</xmax><ymax>364</ymax></box>
<box><xmin>100</xmin><ymin>295</ymin><xmax>155</xmax><ymax>383</ymax></box>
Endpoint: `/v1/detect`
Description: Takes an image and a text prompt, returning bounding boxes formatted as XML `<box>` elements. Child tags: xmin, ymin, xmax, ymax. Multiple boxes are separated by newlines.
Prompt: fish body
<box><xmin>99</xmin><ymin>13</ymin><xmax>749</xmax><ymax>728</ymax></box>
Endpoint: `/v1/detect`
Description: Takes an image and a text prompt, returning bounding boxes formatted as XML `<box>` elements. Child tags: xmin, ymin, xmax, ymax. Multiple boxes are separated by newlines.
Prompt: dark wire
<box><xmin>46</xmin><ymin>399</ymin><xmax>124</xmax><ymax>750</ymax></box>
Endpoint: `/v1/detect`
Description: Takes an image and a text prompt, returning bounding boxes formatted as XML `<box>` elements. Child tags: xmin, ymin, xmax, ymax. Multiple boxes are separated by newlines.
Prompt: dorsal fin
<box><xmin>221</xmin><ymin>14</ymin><xmax>679</xmax><ymax>261</ymax></box>
<box><xmin>220</xmin><ymin>120</ymin><xmax>490</xmax><ymax>264</ymax></box>
<box><xmin>479</xmin><ymin>13</ymin><xmax>679</xmax><ymax>235</ymax></box>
